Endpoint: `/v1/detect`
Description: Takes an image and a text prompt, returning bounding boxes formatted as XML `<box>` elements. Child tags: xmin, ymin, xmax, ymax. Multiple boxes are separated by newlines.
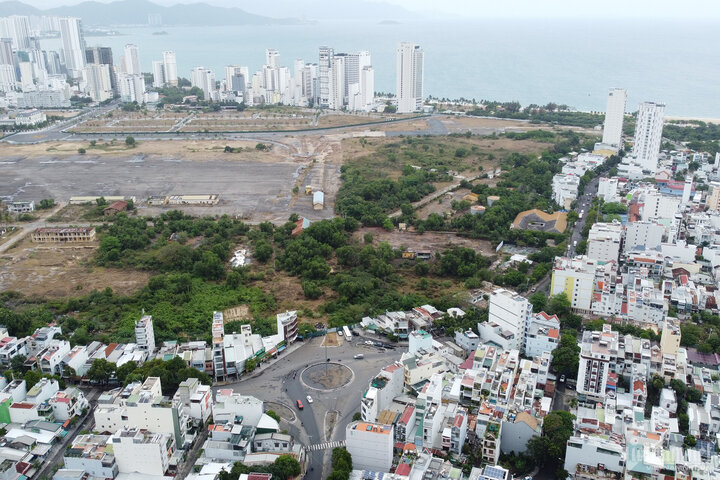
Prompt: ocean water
<box><xmin>44</xmin><ymin>19</ymin><xmax>720</xmax><ymax>117</ymax></box>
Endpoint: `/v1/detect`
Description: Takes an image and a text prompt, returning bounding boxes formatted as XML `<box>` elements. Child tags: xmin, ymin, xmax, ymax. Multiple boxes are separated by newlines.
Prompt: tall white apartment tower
<box><xmin>396</xmin><ymin>42</ymin><xmax>424</xmax><ymax>113</ymax></box>
<box><xmin>59</xmin><ymin>17</ymin><xmax>86</xmax><ymax>78</ymax></box>
<box><xmin>152</xmin><ymin>60</ymin><xmax>165</xmax><ymax>88</ymax></box>
<box><xmin>162</xmin><ymin>51</ymin><xmax>177</xmax><ymax>86</ymax></box>
<box><xmin>488</xmin><ymin>288</ymin><xmax>533</xmax><ymax>350</ymax></box>
<box><xmin>633</xmin><ymin>102</ymin><xmax>665</xmax><ymax>174</ymax></box>
<box><xmin>328</xmin><ymin>54</ymin><xmax>346</xmax><ymax>110</ymax></box>
<box><xmin>318</xmin><ymin>46</ymin><xmax>333</xmax><ymax>108</ymax></box>
<box><xmin>602</xmin><ymin>88</ymin><xmax>626</xmax><ymax>148</ymax></box>
<box><xmin>0</xmin><ymin>15</ymin><xmax>31</xmax><ymax>50</ymax></box>
<box><xmin>135</xmin><ymin>314</ymin><xmax>156</xmax><ymax>353</ymax></box>
<box><xmin>266</xmin><ymin>49</ymin><xmax>280</xmax><ymax>68</ymax></box>
<box><xmin>123</xmin><ymin>44</ymin><xmax>141</xmax><ymax>75</ymax></box>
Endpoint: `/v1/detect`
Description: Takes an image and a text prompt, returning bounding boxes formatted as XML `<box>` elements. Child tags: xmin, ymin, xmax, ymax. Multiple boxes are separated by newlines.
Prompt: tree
<box><xmin>77</xmin><ymin>148</ymin><xmax>86</xmax><ymax>154</ymax></box>
<box><xmin>87</xmin><ymin>358</ymin><xmax>115</xmax><ymax>384</ymax></box>
<box><xmin>272</xmin><ymin>455</ymin><xmax>301</xmax><ymax>479</ymax></box>
<box><xmin>116</xmin><ymin>361</ymin><xmax>138</xmax><ymax>384</ymax></box>
<box><xmin>23</xmin><ymin>370</ymin><xmax>41</xmax><ymax>390</ymax></box>
<box><xmin>266</xmin><ymin>410</ymin><xmax>281</xmax><ymax>423</ymax></box>
<box><xmin>527</xmin><ymin>410</ymin><xmax>575</xmax><ymax>468</ymax></box>
<box><xmin>551</xmin><ymin>330</ymin><xmax>580</xmax><ymax>378</ymax></box>
<box><xmin>352</xmin><ymin>412</ymin><xmax>362</xmax><ymax>421</ymax></box>
<box><xmin>254</xmin><ymin>240</ymin><xmax>273</xmax><ymax>263</ymax></box>
<box><xmin>529</xmin><ymin>292</ymin><xmax>547</xmax><ymax>312</ymax></box>
<box><xmin>38</xmin><ymin>198</ymin><xmax>55</xmax><ymax>209</ymax></box>
<box><xmin>244</xmin><ymin>358</ymin><xmax>257</xmax><ymax>373</ymax></box>
<box><xmin>548</xmin><ymin>292</ymin><xmax>571</xmax><ymax>318</ymax></box>
<box><xmin>125</xmin><ymin>136</ymin><xmax>136</xmax><ymax>147</ymax></box>
<box><xmin>10</xmin><ymin>354</ymin><xmax>28</xmax><ymax>374</ymax></box>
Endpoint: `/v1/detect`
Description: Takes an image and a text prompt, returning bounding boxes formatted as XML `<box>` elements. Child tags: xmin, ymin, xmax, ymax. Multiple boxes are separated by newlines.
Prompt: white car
<box><xmin>306</xmin><ymin>395</ymin><xmax>313</xmax><ymax>404</ymax></box>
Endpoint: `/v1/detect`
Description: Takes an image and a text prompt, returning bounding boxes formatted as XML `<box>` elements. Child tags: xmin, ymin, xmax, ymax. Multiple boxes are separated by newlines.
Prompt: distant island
<box><xmin>152</xmin><ymin>31</ymin><xmax>168</xmax><ymax>35</ymax></box>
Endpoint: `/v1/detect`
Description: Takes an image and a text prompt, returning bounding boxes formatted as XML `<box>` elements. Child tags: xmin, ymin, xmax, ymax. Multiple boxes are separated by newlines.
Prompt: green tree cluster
<box><xmin>327</xmin><ymin>447</ymin><xmax>353</xmax><ymax>480</ymax></box>
<box><xmin>218</xmin><ymin>455</ymin><xmax>301</xmax><ymax>480</ymax></box>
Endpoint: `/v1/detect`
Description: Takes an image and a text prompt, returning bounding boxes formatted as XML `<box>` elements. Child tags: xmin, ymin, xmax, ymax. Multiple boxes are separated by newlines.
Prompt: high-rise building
<box><xmin>487</xmin><ymin>288</ymin><xmax>533</xmax><ymax>350</ymax></box>
<box><xmin>318</xmin><ymin>46</ymin><xmax>333</xmax><ymax>108</ymax></box>
<box><xmin>0</xmin><ymin>64</ymin><xmax>16</xmax><ymax>92</ymax></box>
<box><xmin>151</xmin><ymin>60</ymin><xmax>165</xmax><ymax>88</ymax></box>
<box><xmin>623</xmin><ymin>221</ymin><xmax>664</xmax><ymax>253</ymax></box>
<box><xmin>0</xmin><ymin>38</ymin><xmax>14</xmax><ymax>66</ymax></box>
<box><xmin>396</xmin><ymin>42</ymin><xmax>424</xmax><ymax>113</ymax></box>
<box><xmin>587</xmin><ymin>222</ymin><xmax>622</xmax><ymax>263</ymax></box>
<box><xmin>345</xmin><ymin>422</ymin><xmax>394</xmax><ymax>472</ymax></box>
<box><xmin>265</xmin><ymin>48</ymin><xmax>279</xmax><ymax>68</ymax></box>
<box><xmin>550</xmin><ymin>256</ymin><xmax>597</xmax><ymax>313</ymax></box>
<box><xmin>601</xmin><ymin>88</ymin><xmax>626</xmax><ymax>148</ymax></box>
<box><xmin>85</xmin><ymin>46</ymin><xmax>113</xmax><ymax>66</ymax></box>
<box><xmin>328</xmin><ymin>54</ymin><xmax>345</xmax><ymax>110</ymax></box>
<box><xmin>124</xmin><ymin>44</ymin><xmax>141</xmax><ymax>75</ymax></box>
<box><xmin>84</xmin><ymin>63</ymin><xmax>113</xmax><ymax>102</ymax></box>
<box><xmin>633</xmin><ymin>101</ymin><xmax>665</xmax><ymax>173</ymax></box>
<box><xmin>135</xmin><ymin>314</ymin><xmax>156</xmax><ymax>353</ymax></box>
<box><xmin>162</xmin><ymin>51</ymin><xmax>177</xmax><ymax>86</ymax></box>
<box><xmin>577</xmin><ymin>324</ymin><xmax>618</xmax><ymax>399</ymax></box>
<box><xmin>191</xmin><ymin>66</ymin><xmax>215</xmax><ymax>101</ymax></box>
<box><xmin>118</xmin><ymin>73</ymin><xmax>145</xmax><ymax>103</ymax></box>
<box><xmin>59</xmin><ymin>17</ymin><xmax>86</xmax><ymax>78</ymax></box>
<box><xmin>0</xmin><ymin>16</ymin><xmax>31</xmax><ymax>50</ymax></box>
<box><xmin>225</xmin><ymin>65</ymin><xmax>248</xmax><ymax>94</ymax></box>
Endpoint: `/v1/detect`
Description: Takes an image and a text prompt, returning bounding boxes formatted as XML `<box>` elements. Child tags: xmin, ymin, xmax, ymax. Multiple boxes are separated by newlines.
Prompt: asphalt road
<box><xmin>216</xmin><ymin>333</ymin><xmax>403</xmax><ymax>480</ymax></box>
<box><xmin>33</xmin><ymin>387</ymin><xmax>102</xmax><ymax>480</ymax></box>
<box><xmin>567</xmin><ymin>176</ymin><xmax>600</xmax><ymax>257</ymax></box>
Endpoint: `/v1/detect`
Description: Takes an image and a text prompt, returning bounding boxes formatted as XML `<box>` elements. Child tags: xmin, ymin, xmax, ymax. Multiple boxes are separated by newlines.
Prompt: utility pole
<box><xmin>325</xmin><ymin>323</ymin><xmax>329</xmax><ymax>376</ymax></box>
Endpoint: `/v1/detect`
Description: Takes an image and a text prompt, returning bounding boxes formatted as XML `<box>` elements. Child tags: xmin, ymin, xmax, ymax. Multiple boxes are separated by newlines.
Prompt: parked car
<box><xmin>353</xmin><ymin>354</ymin><xmax>364</xmax><ymax>359</ymax></box>
<box><xmin>306</xmin><ymin>395</ymin><xmax>313</xmax><ymax>404</ymax></box>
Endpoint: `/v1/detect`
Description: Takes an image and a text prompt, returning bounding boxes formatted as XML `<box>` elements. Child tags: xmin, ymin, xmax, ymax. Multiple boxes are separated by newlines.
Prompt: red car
<box><xmin>296</xmin><ymin>400</ymin><xmax>304</xmax><ymax>410</ymax></box>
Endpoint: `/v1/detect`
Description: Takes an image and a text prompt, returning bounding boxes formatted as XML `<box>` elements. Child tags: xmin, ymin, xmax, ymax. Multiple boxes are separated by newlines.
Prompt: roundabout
<box><xmin>301</xmin><ymin>362</ymin><xmax>354</xmax><ymax>391</ymax></box>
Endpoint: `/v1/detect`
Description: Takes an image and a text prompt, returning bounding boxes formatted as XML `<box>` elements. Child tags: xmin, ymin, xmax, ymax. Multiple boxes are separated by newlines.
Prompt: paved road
<box><xmin>33</xmin><ymin>387</ymin><xmax>102</xmax><ymax>480</ymax></box>
<box><xmin>176</xmin><ymin>421</ymin><xmax>210</xmax><ymax>480</ymax></box>
<box><xmin>3</xmin><ymin>102</ymin><xmax>120</xmax><ymax>145</ymax></box>
<box><xmin>0</xmin><ymin>201</ymin><xmax>69</xmax><ymax>254</ymax></box>
<box><xmin>567</xmin><ymin>176</ymin><xmax>599</xmax><ymax>257</ymax></box>
<box><xmin>216</xmin><ymin>333</ymin><xmax>402</xmax><ymax>480</ymax></box>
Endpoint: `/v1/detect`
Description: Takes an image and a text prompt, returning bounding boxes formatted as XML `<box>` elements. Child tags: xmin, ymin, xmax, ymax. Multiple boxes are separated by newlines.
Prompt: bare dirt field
<box><xmin>0</xmin><ymin>237</ymin><xmax>151</xmax><ymax>298</ymax></box>
<box><xmin>415</xmin><ymin>187</ymin><xmax>473</xmax><ymax>220</ymax></box>
<box><xmin>357</xmin><ymin>227</ymin><xmax>496</xmax><ymax>257</ymax></box>
<box><xmin>70</xmin><ymin>108</ymin><xmax>418</xmax><ymax>134</ymax></box>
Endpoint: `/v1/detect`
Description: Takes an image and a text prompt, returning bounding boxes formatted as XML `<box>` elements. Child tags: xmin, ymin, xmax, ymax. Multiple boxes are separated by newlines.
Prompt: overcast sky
<box><xmin>12</xmin><ymin>0</ymin><xmax>720</xmax><ymax>18</ymax></box>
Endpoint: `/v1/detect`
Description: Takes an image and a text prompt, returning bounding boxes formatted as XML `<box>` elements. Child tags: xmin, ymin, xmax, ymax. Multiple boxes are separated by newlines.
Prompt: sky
<box><xmin>12</xmin><ymin>0</ymin><xmax>720</xmax><ymax>19</ymax></box>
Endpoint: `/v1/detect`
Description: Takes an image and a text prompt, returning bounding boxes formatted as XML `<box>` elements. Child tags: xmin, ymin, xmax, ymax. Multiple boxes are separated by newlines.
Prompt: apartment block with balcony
<box><xmin>63</xmin><ymin>434</ymin><xmax>118</xmax><ymax>478</ymax></box>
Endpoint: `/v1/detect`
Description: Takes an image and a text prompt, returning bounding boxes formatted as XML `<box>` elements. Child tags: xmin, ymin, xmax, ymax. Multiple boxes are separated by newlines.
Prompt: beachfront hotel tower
<box><xmin>602</xmin><ymin>88</ymin><xmax>627</xmax><ymax>148</ymax></box>
<box><xmin>396</xmin><ymin>42</ymin><xmax>424</xmax><ymax>113</ymax></box>
<box><xmin>633</xmin><ymin>101</ymin><xmax>665</xmax><ymax>174</ymax></box>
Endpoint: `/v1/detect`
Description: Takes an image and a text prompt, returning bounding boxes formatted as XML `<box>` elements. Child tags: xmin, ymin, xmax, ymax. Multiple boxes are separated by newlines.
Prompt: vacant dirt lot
<box><xmin>357</xmin><ymin>227</ymin><xmax>496</xmax><ymax>257</ymax></box>
<box><xmin>0</xmin><ymin>238</ymin><xmax>151</xmax><ymax>298</ymax></box>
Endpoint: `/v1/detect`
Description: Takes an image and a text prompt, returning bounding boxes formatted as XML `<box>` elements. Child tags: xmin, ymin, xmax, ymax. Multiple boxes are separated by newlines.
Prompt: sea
<box><xmin>41</xmin><ymin>18</ymin><xmax>720</xmax><ymax>118</ymax></box>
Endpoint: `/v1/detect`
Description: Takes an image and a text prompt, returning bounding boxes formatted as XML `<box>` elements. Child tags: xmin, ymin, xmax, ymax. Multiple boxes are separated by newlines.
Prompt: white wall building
<box><xmin>59</xmin><ymin>17</ymin><xmax>86</xmax><ymax>78</ymax></box>
<box><xmin>577</xmin><ymin>325</ymin><xmax>618</xmax><ymax>400</ymax></box>
<box><xmin>550</xmin><ymin>256</ymin><xmax>597</xmax><ymax>313</ymax></box>
<box><xmin>524</xmin><ymin>312</ymin><xmax>560</xmax><ymax>358</ymax></box>
<box><xmin>587</xmin><ymin>221</ymin><xmax>623</xmax><ymax>263</ymax></box>
<box><xmin>601</xmin><ymin>88</ymin><xmax>627</xmax><ymax>148</ymax></box>
<box><xmin>118</xmin><ymin>73</ymin><xmax>145</xmax><ymax>103</ymax></box>
<box><xmin>111</xmin><ymin>427</ymin><xmax>174</xmax><ymax>476</ymax></box>
<box><xmin>641</xmin><ymin>191</ymin><xmax>680</xmax><ymax>222</ymax></box>
<box><xmin>123</xmin><ymin>44</ymin><xmax>141</xmax><ymax>75</ymax></box>
<box><xmin>135</xmin><ymin>313</ymin><xmax>156</xmax><ymax>353</ymax></box>
<box><xmin>632</xmin><ymin>102</ymin><xmax>665</xmax><ymax>173</ymax></box>
<box><xmin>564</xmin><ymin>435</ymin><xmax>625</xmax><ymax>477</ymax></box>
<box><xmin>552</xmin><ymin>173</ymin><xmax>580</xmax><ymax>209</ymax></box>
<box><xmin>346</xmin><ymin>422</ymin><xmax>394</xmax><ymax>472</ymax></box>
<box><xmin>84</xmin><ymin>63</ymin><xmax>113</xmax><ymax>102</ymax></box>
<box><xmin>396</xmin><ymin>42</ymin><xmax>423</xmax><ymax>113</ymax></box>
<box><xmin>597</xmin><ymin>177</ymin><xmax>620</xmax><ymax>203</ymax></box>
<box><xmin>162</xmin><ymin>51</ymin><xmax>178</xmax><ymax>86</ymax></box>
<box><xmin>624</xmin><ymin>221</ymin><xmax>664</xmax><ymax>253</ymax></box>
<box><xmin>488</xmin><ymin>289</ymin><xmax>532</xmax><ymax>350</ymax></box>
